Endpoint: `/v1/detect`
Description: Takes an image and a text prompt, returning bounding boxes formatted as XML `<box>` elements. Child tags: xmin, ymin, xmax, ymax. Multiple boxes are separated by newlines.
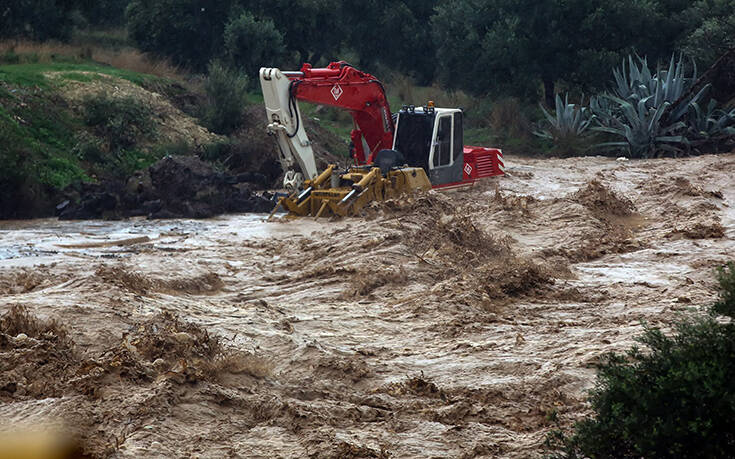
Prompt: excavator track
<box><xmin>275</xmin><ymin>164</ymin><xmax>432</xmax><ymax>218</ymax></box>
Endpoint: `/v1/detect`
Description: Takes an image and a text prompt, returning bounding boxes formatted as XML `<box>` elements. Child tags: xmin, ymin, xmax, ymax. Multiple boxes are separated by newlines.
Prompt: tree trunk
<box><xmin>543</xmin><ymin>77</ymin><xmax>555</xmax><ymax>108</ymax></box>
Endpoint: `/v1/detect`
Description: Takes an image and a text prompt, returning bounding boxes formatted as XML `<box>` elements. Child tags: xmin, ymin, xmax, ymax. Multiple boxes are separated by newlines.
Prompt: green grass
<box><xmin>0</xmin><ymin>59</ymin><xmax>170</xmax><ymax>193</ymax></box>
<box><xmin>0</xmin><ymin>62</ymin><xmax>162</xmax><ymax>88</ymax></box>
<box><xmin>0</xmin><ymin>103</ymin><xmax>88</xmax><ymax>189</ymax></box>
<box><xmin>59</xmin><ymin>71</ymin><xmax>103</xmax><ymax>83</ymax></box>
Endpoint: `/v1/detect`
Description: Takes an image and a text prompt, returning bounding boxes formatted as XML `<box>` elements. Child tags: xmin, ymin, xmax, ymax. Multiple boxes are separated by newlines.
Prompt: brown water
<box><xmin>1</xmin><ymin>154</ymin><xmax>734</xmax><ymax>458</ymax></box>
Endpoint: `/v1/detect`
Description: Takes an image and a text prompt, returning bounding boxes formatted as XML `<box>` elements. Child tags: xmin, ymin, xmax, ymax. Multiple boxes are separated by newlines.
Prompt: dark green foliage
<box><xmin>125</xmin><ymin>0</ymin><xmax>238</xmax><ymax>71</ymax></box>
<box><xmin>0</xmin><ymin>0</ymin><xmax>81</xmax><ymax>41</ymax></box>
<box><xmin>82</xmin><ymin>94</ymin><xmax>155</xmax><ymax>152</ymax></box>
<box><xmin>432</xmin><ymin>0</ymin><xmax>664</xmax><ymax>105</ymax></box>
<box><xmin>713</xmin><ymin>262</ymin><xmax>735</xmax><ymax>317</ymax></box>
<box><xmin>550</xmin><ymin>317</ymin><xmax>735</xmax><ymax>459</ymax></box>
<box><xmin>223</xmin><ymin>11</ymin><xmax>285</xmax><ymax>81</ymax></box>
<box><xmin>76</xmin><ymin>0</ymin><xmax>129</xmax><ymax>26</ymax></box>
<box><xmin>203</xmin><ymin>61</ymin><xmax>249</xmax><ymax>135</ymax></box>
<box><xmin>341</xmin><ymin>0</ymin><xmax>438</xmax><ymax>83</ymax></box>
<box><xmin>680</xmin><ymin>0</ymin><xmax>735</xmax><ymax>67</ymax></box>
<box><xmin>249</xmin><ymin>0</ymin><xmax>345</xmax><ymax>65</ymax></box>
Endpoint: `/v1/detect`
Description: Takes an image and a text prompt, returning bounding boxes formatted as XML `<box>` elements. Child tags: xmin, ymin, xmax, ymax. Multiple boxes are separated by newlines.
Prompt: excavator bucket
<box><xmin>275</xmin><ymin>164</ymin><xmax>431</xmax><ymax>218</ymax></box>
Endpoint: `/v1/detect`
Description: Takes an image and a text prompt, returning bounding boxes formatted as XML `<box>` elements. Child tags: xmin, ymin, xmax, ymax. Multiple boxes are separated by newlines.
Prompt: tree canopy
<box><xmin>3</xmin><ymin>0</ymin><xmax>735</xmax><ymax>103</ymax></box>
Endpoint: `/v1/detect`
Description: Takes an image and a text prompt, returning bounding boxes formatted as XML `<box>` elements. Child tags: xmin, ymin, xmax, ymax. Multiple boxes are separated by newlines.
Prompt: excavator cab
<box><xmin>393</xmin><ymin>105</ymin><xmax>465</xmax><ymax>187</ymax></box>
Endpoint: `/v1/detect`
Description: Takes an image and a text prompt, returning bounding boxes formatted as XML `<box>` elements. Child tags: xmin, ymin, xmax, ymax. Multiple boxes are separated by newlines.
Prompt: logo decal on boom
<box><xmin>331</xmin><ymin>84</ymin><xmax>343</xmax><ymax>101</ymax></box>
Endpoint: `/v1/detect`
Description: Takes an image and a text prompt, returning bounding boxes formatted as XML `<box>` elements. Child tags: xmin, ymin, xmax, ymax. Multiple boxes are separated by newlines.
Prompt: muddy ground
<box><xmin>1</xmin><ymin>153</ymin><xmax>734</xmax><ymax>458</ymax></box>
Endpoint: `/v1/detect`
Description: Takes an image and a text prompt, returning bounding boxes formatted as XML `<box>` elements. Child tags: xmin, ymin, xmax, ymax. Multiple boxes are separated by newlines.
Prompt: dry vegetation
<box><xmin>0</xmin><ymin>39</ymin><xmax>186</xmax><ymax>81</ymax></box>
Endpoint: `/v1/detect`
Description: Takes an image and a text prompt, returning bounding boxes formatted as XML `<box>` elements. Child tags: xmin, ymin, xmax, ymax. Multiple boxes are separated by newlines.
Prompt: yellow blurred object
<box><xmin>0</xmin><ymin>430</ymin><xmax>88</xmax><ymax>459</ymax></box>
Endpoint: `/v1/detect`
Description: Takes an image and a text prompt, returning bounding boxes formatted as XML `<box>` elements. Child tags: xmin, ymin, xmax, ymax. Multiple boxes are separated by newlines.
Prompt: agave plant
<box><xmin>688</xmin><ymin>100</ymin><xmax>735</xmax><ymax>140</ymax></box>
<box><xmin>592</xmin><ymin>54</ymin><xmax>715</xmax><ymax>157</ymax></box>
<box><xmin>594</xmin><ymin>95</ymin><xmax>688</xmax><ymax>158</ymax></box>
<box><xmin>589</xmin><ymin>93</ymin><xmax>619</xmax><ymax>128</ymax></box>
<box><xmin>534</xmin><ymin>94</ymin><xmax>595</xmax><ymax>155</ymax></box>
<box><xmin>535</xmin><ymin>93</ymin><xmax>594</xmax><ymax>139</ymax></box>
<box><xmin>612</xmin><ymin>54</ymin><xmax>708</xmax><ymax>117</ymax></box>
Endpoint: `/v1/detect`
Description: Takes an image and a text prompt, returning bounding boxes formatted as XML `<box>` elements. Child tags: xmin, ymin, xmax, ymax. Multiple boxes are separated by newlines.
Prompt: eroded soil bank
<box><xmin>1</xmin><ymin>154</ymin><xmax>734</xmax><ymax>458</ymax></box>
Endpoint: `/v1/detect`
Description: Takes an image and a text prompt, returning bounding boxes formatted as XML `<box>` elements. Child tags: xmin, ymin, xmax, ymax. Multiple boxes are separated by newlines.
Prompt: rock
<box><xmin>59</xmin><ymin>191</ymin><xmax>119</xmax><ymax>220</ymax></box>
<box><xmin>171</xmin><ymin>332</ymin><xmax>195</xmax><ymax>345</ymax></box>
<box><xmin>152</xmin><ymin>358</ymin><xmax>168</xmax><ymax>372</ymax></box>
<box><xmin>15</xmin><ymin>333</ymin><xmax>28</xmax><ymax>341</ymax></box>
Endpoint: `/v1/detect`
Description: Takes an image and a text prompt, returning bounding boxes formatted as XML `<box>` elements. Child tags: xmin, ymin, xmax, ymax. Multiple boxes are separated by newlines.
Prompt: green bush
<box><xmin>203</xmin><ymin>61</ymin><xmax>249</xmax><ymax>135</ymax></box>
<box><xmin>82</xmin><ymin>94</ymin><xmax>155</xmax><ymax>152</ymax></box>
<box><xmin>713</xmin><ymin>262</ymin><xmax>735</xmax><ymax>318</ymax></box>
<box><xmin>549</xmin><ymin>265</ymin><xmax>735</xmax><ymax>459</ymax></box>
<box><xmin>223</xmin><ymin>11</ymin><xmax>285</xmax><ymax>81</ymax></box>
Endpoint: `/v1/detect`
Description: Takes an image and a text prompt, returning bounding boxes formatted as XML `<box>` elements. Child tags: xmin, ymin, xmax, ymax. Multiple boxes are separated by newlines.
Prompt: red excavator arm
<box><xmin>286</xmin><ymin>61</ymin><xmax>394</xmax><ymax>165</ymax></box>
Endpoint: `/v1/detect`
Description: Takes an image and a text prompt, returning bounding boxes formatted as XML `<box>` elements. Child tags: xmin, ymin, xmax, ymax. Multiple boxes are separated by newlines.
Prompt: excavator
<box><xmin>259</xmin><ymin>61</ymin><xmax>504</xmax><ymax>218</ymax></box>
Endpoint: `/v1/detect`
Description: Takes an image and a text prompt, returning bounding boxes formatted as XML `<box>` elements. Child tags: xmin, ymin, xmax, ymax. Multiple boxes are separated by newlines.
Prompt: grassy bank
<box><xmin>0</xmin><ymin>45</ymin><xmax>213</xmax><ymax>218</ymax></box>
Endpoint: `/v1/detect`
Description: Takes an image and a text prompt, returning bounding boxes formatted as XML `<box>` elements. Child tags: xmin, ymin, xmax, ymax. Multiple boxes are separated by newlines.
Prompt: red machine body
<box><xmin>286</xmin><ymin>61</ymin><xmax>504</xmax><ymax>188</ymax></box>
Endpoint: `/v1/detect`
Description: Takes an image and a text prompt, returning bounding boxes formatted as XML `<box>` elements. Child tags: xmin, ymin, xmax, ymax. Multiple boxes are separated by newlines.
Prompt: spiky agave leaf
<box><xmin>593</xmin><ymin>95</ymin><xmax>687</xmax><ymax>158</ymax></box>
<box><xmin>535</xmin><ymin>93</ymin><xmax>594</xmax><ymax>140</ymax></box>
<box><xmin>688</xmin><ymin>100</ymin><xmax>735</xmax><ymax>139</ymax></box>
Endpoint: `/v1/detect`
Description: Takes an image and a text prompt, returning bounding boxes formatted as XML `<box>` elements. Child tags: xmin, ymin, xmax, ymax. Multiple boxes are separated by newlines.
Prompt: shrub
<box><xmin>687</xmin><ymin>101</ymin><xmax>735</xmax><ymax>153</ymax></box>
<box><xmin>203</xmin><ymin>60</ymin><xmax>249</xmax><ymax>135</ymax></box>
<box><xmin>713</xmin><ymin>262</ymin><xmax>735</xmax><ymax>318</ymax></box>
<box><xmin>223</xmin><ymin>11</ymin><xmax>285</xmax><ymax>81</ymax></box>
<box><xmin>549</xmin><ymin>266</ymin><xmax>735</xmax><ymax>459</ymax></box>
<box><xmin>594</xmin><ymin>94</ymin><xmax>688</xmax><ymax>158</ymax></box>
<box><xmin>553</xmin><ymin>53</ymin><xmax>735</xmax><ymax>158</ymax></box>
<box><xmin>82</xmin><ymin>94</ymin><xmax>155</xmax><ymax>153</ymax></box>
<box><xmin>490</xmin><ymin>97</ymin><xmax>530</xmax><ymax>138</ymax></box>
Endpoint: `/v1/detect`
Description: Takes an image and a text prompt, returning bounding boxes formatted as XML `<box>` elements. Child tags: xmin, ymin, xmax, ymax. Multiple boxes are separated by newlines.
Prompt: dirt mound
<box><xmin>49</xmin><ymin>72</ymin><xmax>220</xmax><ymax>148</ymax></box>
<box><xmin>0</xmin><ymin>268</ymin><xmax>70</xmax><ymax>295</ymax></box>
<box><xmin>669</xmin><ymin>220</ymin><xmax>726</xmax><ymax>239</ymax></box>
<box><xmin>95</xmin><ymin>266</ymin><xmax>224</xmax><ymax>295</ymax></box>
<box><xmin>0</xmin><ymin>305</ymin><xmax>76</xmax><ymax>400</ymax></box>
<box><xmin>574</xmin><ymin>179</ymin><xmax>635</xmax><ymax>220</ymax></box>
<box><xmin>59</xmin><ymin>155</ymin><xmax>274</xmax><ymax>219</ymax></box>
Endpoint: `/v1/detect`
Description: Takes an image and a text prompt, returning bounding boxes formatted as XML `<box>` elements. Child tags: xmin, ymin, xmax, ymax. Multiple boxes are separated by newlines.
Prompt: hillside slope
<box><xmin>0</xmin><ymin>61</ymin><xmax>220</xmax><ymax>218</ymax></box>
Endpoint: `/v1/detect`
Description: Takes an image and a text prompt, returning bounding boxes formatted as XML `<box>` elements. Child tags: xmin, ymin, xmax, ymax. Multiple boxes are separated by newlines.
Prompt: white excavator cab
<box><xmin>393</xmin><ymin>105</ymin><xmax>465</xmax><ymax>186</ymax></box>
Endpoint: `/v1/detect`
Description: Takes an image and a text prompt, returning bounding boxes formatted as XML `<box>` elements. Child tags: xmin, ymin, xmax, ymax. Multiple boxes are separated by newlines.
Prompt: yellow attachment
<box><xmin>278</xmin><ymin>164</ymin><xmax>431</xmax><ymax>218</ymax></box>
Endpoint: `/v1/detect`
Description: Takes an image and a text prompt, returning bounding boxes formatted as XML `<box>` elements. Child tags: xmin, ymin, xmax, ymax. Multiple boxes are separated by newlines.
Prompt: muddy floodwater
<box><xmin>1</xmin><ymin>154</ymin><xmax>734</xmax><ymax>458</ymax></box>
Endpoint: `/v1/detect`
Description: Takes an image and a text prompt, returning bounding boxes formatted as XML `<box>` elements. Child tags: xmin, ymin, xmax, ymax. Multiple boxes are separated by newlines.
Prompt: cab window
<box><xmin>433</xmin><ymin>115</ymin><xmax>452</xmax><ymax>167</ymax></box>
